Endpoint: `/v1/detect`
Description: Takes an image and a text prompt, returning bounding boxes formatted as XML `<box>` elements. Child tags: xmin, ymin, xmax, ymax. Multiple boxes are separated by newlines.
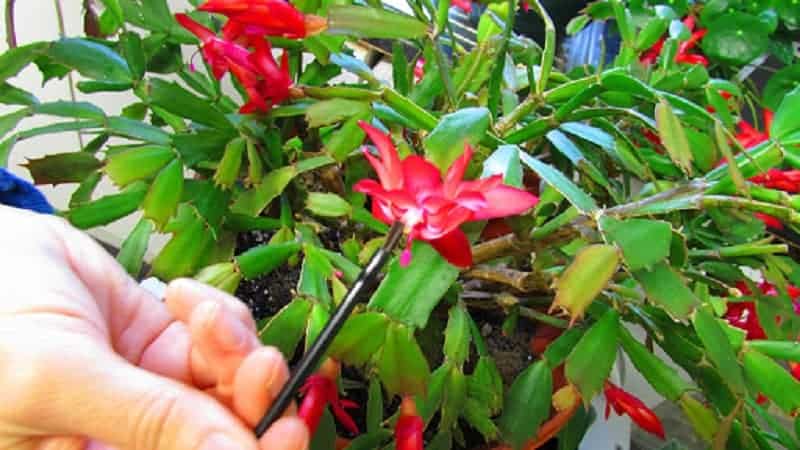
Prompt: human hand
<box><xmin>0</xmin><ymin>205</ymin><xmax>308</xmax><ymax>450</ymax></box>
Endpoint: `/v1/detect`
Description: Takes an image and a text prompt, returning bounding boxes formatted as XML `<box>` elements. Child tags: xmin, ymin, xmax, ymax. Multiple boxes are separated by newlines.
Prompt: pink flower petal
<box><xmin>469</xmin><ymin>185</ymin><xmax>538</xmax><ymax>220</ymax></box>
<box><xmin>444</xmin><ymin>145</ymin><xmax>473</xmax><ymax>198</ymax></box>
<box><xmin>402</xmin><ymin>155</ymin><xmax>443</xmax><ymax>196</ymax></box>
<box><xmin>372</xmin><ymin>199</ymin><xmax>395</xmax><ymax>224</ymax></box>
<box><xmin>422</xmin><ymin>205</ymin><xmax>473</xmax><ymax>239</ymax></box>
<box><xmin>382</xmin><ymin>189</ymin><xmax>418</xmax><ymax>209</ymax></box>
<box><xmin>420</xmin><ymin>195</ymin><xmax>450</xmax><ymax>213</ymax></box>
<box><xmin>362</xmin><ymin>150</ymin><xmax>393</xmax><ymax>189</ymax></box>
<box><xmin>457</xmin><ymin>175</ymin><xmax>503</xmax><ymax>196</ymax></box>
<box><xmin>359</xmin><ymin>121</ymin><xmax>404</xmax><ymax>189</ymax></box>
<box><xmin>453</xmin><ymin>190</ymin><xmax>487</xmax><ymax>211</ymax></box>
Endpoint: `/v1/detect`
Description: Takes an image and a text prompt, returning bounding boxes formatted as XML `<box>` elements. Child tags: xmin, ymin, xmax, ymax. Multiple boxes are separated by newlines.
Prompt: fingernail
<box><xmin>215</xmin><ymin>307</ymin><xmax>250</xmax><ymax>351</ymax></box>
<box><xmin>199</xmin><ymin>433</ymin><xmax>244</xmax><ymax>450</ymax></box>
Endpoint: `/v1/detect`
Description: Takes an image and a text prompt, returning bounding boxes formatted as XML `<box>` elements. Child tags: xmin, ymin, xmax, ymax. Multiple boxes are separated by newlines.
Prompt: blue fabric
<box><xmin>0</xmin><ymin>168</ymin><xmax>54</xmax><ymax>214</ymax></box>
<box><xmin>564</xmin><ymin>20</ymin><xmax>622</xmax><ymax>71</ymax></box>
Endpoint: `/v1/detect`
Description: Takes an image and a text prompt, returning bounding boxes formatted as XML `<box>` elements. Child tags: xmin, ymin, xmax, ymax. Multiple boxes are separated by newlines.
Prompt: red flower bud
<box><xmin>791</xmin><ymin>362</ymin><xmax>800</xmax><ymax>382</ymax></box>
<box><xmin>414</xmin><ymin>58</ymin><xmax>425</xmax><ymax>83</ymax></box>
<box><xmin>299</xmin><ymin>359</ymin><xmax>359</xmax><ymax>435</ymax></box>
<box><xmin>604</xmin><ymin>382</ymin><xmax>665</xmax><ymax>439</ymax></box>
<box><xmin>754</xmin><ymin>213</ymin><xmax>784</xmax><ymax>230</ymax></box>
<box><xmin>395</xmin><ymin>397</ymin><xmax>424</xmax><ymax>450</ymax></box>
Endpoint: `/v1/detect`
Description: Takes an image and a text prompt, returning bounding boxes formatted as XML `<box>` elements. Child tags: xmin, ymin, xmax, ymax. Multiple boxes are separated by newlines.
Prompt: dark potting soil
<box><xmin>234</xmin><ymin>222</ymin><xmax>355</xmax><ymax>321</ymax></box>
<box><xmin>484</xmin><ymin>322</ymin><xmax>535</xmax><ymax>387</ymax></box>
<box><xmin>235</xmin><ymin>229</ymin><xmax>302</xmax><ymax>321</ymax></box>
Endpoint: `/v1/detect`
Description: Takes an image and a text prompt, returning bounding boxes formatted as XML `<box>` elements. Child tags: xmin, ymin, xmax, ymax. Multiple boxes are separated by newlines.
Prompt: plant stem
<box><xmin>471</xmin><ymin>224</ymin><xmax>578</xmax><ymax>264</ymax></box>
<box><xmin>382</xmin><ymin>87</ymin><xmax>438</xmax><ymax>130</ymax></box>
<box><xmin>608</xmin><ymin>283</ymin><xmax>645</xmax><ymax>301</ymax></box>
<box><xmin>689</xmin><ymin>243</ymin><xmax>788</xmax><ymax>259</ymax></box>
<box><xmin>702</xmin><ymin>195</ymin><xmax>800</xmax><ymax>225</ymax></box>
<box><xmin>519</xmin><ymin>305</ymin><xmax>568</xmax><ymax>328</ymax></box>
<box><xmin>5</xmin><ymin>0</ymin><xmax>16</xmax><ymax>48</ymax></box>
<box><xmin>419</xmin><ymin>0</ymin><xmax>437</xmax><ymax>21</ymax></box>
<box><xmin>603</xmin><ymin>179</ymin><xmax>709</xmax><ymax>217</ymax></box>
<box><xmin>487</xmin><ymin>0</ymin><xmax>517</xmax><ymax>118</ymax></box>
<box><xmin>495</xmin><ymin>94</ymin><xmax>542</xmax><ymax>135</ymax></box>
<box><xmin>455</xmin><ymin>42</ymin><xmax>486</xmax><ymax>103</ymax></box>
<box><xmin>528</xmin><ymin>0</ymin><xmax>554</xmax><ymax>95</ymax></box>
<box><xmin>421</xmin><ymin>0</ymin><xmax>454</xmax><ymax>105</ymax></box>
<box><xmin>466</xmin><ymin>265</ymin><xmax>550</xmax><ymax>292</ymax></box>
<box><xmin>53</xmin><ymin>0</ymin><xmax>85</xmax><ymax>148</ymax></box>
<box><xmin>748</xmin><ymin>185</ymin><xmax>793</xmax><ymax>206</ymax></box>
<box><xmin>470</xmin><ymin>233</ymin><xmax>523</xmax><ymax>264</ymax></box>
<box><xmin>495</xmin><ymin>293</ymin><xmax>569</xmax><ymax>328</ymax></box>
<box><xmin>493</xmin><ymin>0</ymin><xmax>556</xmax><ymax>134</ymax></box>
<box><xmin>301</xmin><ymin>85</ymin><xmax>382</xmax><ymax>100</ymax></box>
<box><xmin>568</xmin><ymin>107</ymin><xmax>656</xmax><ymax>128</ymax></box>
<box><xmin>432</xmin><ymin>39</ymin><xmax>457</xmax><ymax>109</ymax></box>
<box><xmin>712</xmin><ymin>400</ymin><xmax>743</xmax><ymax>450</ymax></box>
<box><xmin>530</xmin><ymin>207</ymin><xmax>580</xmax><ymax>240</ymax></box>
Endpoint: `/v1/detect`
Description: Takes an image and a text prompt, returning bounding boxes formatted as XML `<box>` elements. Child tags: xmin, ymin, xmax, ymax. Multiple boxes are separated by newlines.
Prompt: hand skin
<box><xmin>0</xmin><ymin>205</ymin><xmax>309</xmax><ymax>450</ymax></box>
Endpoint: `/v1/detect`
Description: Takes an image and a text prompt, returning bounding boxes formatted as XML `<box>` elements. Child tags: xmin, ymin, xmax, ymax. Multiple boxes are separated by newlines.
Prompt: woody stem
<box><xmin>466</xmin><ymin>265</ymin><xmax>551</xmax><ymax>292</ymax></box>
<box><xmin>471</xmin><ymin>222</ymin><xmax>579</xmax><ymax>265</ymax></box>
<box><xmin>4</xmin><ymin>0</ymin><xmax>15</xmax><ymax>48</ymax></box>
<box><xmin>528</xmin><ymin>0</ymin><xmax>554</xmax><ymax>95</ymax></box>
<box><xmin>496</xmin><ymin>293</ymin><xmax>569</xmax><ymax>328</ymax></box>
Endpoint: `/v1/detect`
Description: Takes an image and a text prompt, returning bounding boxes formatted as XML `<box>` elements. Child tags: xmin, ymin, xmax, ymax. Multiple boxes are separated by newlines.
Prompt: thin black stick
<box><xmin>254</xmin><ymin>221</ymin><xmax>405</xmax><ymax>437</ymax></box>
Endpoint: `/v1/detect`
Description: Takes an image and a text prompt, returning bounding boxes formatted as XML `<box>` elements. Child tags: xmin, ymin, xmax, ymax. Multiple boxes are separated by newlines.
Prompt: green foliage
<box><xmin>5</xmin><ymin>0</ymin><xmax>800</xmax><ymax>447</ymax></box>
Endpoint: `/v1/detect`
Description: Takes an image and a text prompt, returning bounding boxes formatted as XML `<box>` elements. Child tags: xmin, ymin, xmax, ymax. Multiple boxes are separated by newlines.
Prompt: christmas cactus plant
<box><xmin>3</xmin><ymin>0</ymin><xmax>800</xmax><ymax>448</ymax></box>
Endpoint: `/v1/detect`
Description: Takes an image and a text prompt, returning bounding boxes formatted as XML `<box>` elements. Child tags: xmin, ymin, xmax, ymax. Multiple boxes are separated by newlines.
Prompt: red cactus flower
<box><xmin>395</xmin><ymin>397</ymin><xmax>424</xmax><ymax>450</ymax></box>
<box><xmin>791</xmin><ymin>362</ymin><xmax>800</xmax><ymax>381</ymax></box>
<box><xmin>724</xmin><ymin>300</ymin><xmax>767</xmax><ymax>340</ymax></box>
<box><xmin>754</xmin><ymin>213</ymin><xmax>783</xmax><ymax>230</ymax></box>
<box><xmin>175</xmin><ymin>12</ymin><xmax>292</xmax><ymax>113</ymax></box>
<box><xmin>641</xmin><ymin>128</ymin><xmax>663</xmax><ymax>149</ymax></box>
<box><xmin>175</xmin><ymin>13</ymin><xmax>253</xmax><ymax>79</ymax></box>
<box><xmin>640</xmin><ymin>16</ymin><xmax>707</xmax><ymax>66</ymax></box>
<box><xmin>756</xmin><ymin>280</ymin><xmax>800</xmax><ymax>299</ymax></box>
<box><xmin>451</xmin><ymin>0</ymin><xmax>472</xmax><ymax>13</ymax></box>
<box><xmin>674</xmin><ymin>29</ymin><xmax>708</xmax><ymax>66</ymax></box>
<box><xmin>736</xmin><ymin>109</ymin><xmax>773</xmax><ymax>149</ymax></box>
<box><xmin>640</xmin><ymin>36</ymin><xmax>665</xmax><ymax>65</ymax></box>
<box><xmin>354</xmin><ymin>122</ymin><xmax>539</xmax><ymax>268</ymax></box>
<box><xmin>604</xmin><ymin>382</ymin><xmax>665</xmax><ymax>439</ymax></box>
<box><xmin>234</xmin><ymin>40</ymin><xmax>293</xmax><ymax>114</ymax></box>
<box><xmin>197</xmin><ymin>0</ymin><xmax>321</xmax><ymax>39</ymax></box>
<box><xmin>298</xmin><ymin>359</ymin><xmax>359</xmax><ymax>435</ymax></box>
<box><xmin>750</xmin><ymin>169</ymin><xmax>800</xmax><ymax>193</ymax></box>
<box><xmin>736</xmin><ymin>278</ymin><xmax>800</xmax><ymax>315</ymax></box>
<box><xmin>706</xmin><ymin>89</ymin><xmax>732</xmax><ymax>112</ymax></box>
<box><xmin>414</xmin><ymin>58</ymin><xmax>425</xmax><ymax>83</ymax></box>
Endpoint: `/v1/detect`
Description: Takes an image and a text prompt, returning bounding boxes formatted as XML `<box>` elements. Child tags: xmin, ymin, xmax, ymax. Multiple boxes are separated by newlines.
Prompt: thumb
<box><xmin>32</xmin><ymin>351</ymin><xmax>260</xmax><ymax>450</ymax></box>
